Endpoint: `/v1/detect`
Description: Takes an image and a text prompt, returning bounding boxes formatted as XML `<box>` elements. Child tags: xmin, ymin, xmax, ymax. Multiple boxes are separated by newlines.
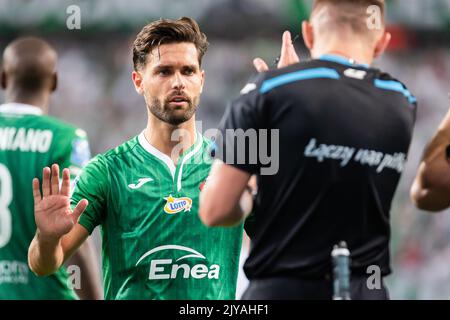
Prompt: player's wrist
<box><xmin>36</xmin><ymin>229</ymin><xmax>62</xmax><ymax>247</ymax></box>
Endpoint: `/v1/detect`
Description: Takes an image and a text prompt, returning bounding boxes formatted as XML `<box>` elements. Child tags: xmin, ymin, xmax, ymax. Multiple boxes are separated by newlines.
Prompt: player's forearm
<box><xmin>421</xmin><ymin>130</ymin><xmax>450</xmax><ymax>165</ymax></box>
<box><xmin>436</xmin><ymin>107</ymin><xmax>450</xmax><ymax>137</ymax></box>
<box><xmin>412</xmin><ymin>159</ymin><xmax>450</xmax><ymax>211</ymax></box>
<box><xmin>411</xmin><ymin>181</ymin><xmax>450</xmax><ymax>212</ymax></box>
<box><xmin>28</xmin><ymin>230</ymin><xmax>65</xmax><ymax>276</ymax></box>
<box><xmin>412</xmin><ymin>123</ymin><xmax>450</xmax><ymax>211</ymax></box>
<box><xmin>421</xmin><ymin>107</ymin><xmax>450</xmax><ymax>162</ymax></box>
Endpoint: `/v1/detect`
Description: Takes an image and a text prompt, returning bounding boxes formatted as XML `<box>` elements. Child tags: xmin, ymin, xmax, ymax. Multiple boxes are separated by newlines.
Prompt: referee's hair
<box><xmin>311</xmin><ymin>0</ymin><xmax>386</xmax><ymax>41</ymax></box>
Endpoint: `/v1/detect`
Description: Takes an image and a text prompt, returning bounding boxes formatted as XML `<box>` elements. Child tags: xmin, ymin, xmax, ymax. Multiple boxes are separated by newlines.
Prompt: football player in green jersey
<box><xmin>28</xmin><ymin>18</ymin><xmax>248</xmax><ymax>300</ymax></box>
<box><xmin>0</xmin><ymin>37</ymin><xmax>102</xmax><ymax>299</ymax></box>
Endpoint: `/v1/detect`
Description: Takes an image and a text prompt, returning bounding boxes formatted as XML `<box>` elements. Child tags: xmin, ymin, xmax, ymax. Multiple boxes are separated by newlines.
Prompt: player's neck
<box><xmin>144</xmin><ymin>115</ymin><xmax>197</xmax><ymax>165</ymax></box>
<box><xmin>5</xmin><ymin>90</ymin><xmax>49</xmax><ymax>113</ymax></box>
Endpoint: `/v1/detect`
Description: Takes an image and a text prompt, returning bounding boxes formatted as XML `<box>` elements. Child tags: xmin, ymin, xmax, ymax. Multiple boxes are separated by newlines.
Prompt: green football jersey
<box><xmin>0</xmin><ymin>103</ymin><xmax>91</xmax><ymax>300</ymax></box>
<box><xmin>74</xmin><ymin>132</ymin><xmax>243</xmax><ymax>300</ymax></box>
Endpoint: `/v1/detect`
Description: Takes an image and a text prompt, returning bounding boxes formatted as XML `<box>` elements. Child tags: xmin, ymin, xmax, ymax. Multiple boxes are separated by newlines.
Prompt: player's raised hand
<box><xmin>32</xmin><ymin>164</ymin><xmax>88</xmax><ymax>240</ymax></box>
<box><xmin>253</xmin><ymin>31</ymin><xmax>300</xmax><ymax>73</ymax></box>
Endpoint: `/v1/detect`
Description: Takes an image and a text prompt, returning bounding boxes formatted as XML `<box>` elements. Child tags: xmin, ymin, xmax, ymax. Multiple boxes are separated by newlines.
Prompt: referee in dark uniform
<box><xmin>200</xmin><ymin>0</ymin><xmax>416</xmax><ymax>300</ymax></box>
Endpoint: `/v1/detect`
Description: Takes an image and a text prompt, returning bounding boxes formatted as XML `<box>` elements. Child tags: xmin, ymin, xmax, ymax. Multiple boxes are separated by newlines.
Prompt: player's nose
<box><xmin>171</xmin><ymin>72</ymin><xmax>186</xmax><ymax>90</ymax></box>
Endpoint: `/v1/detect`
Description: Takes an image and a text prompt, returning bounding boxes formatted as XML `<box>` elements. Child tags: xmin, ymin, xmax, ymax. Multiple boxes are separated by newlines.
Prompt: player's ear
<box><xmin>302</xmin><ymin>21</ymin><xmax>314</xmax><ymax>52</ymax></box>
<box><xmin>132</xmin><ymin>70</ymin><xmax>144</xmax><ymax>95</ymax></box>
<box><xmin>1</xmin><ymin>70</ymin><xmax>6</xmax><ymax>90</ymax></box>
<box><xmin>51</xmin><ymin>73</ymin><xmax>57</xmax><ymax>92</ymax></box>
<box><xmin>374</xmin><ymin>31</ymin><xmax>391</xmax><ymax>59</ymax></box>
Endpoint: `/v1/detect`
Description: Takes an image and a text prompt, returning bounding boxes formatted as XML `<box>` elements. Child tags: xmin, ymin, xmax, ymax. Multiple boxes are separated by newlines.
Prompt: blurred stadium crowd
<box><xmin>1</xmin><ymin>0</ymin><xmax>450</xmax><ymax>299</ymax></box>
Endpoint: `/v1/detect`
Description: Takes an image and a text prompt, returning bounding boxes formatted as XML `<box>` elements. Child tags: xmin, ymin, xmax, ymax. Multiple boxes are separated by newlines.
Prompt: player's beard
<box><xmin>147</xmin><ymin>94</ymin><xmax>199</xmax><ymax>126</ymax></box>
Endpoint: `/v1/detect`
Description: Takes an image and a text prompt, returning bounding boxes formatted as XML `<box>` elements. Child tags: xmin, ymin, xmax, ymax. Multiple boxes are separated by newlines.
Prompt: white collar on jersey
<box><xmin>137</xmin><ymin>130</ymin><xmax>203</xmax><ymax>191</ymax></box>
<box><xmin>0</xmin><ymin>102</ymin><xmax>43</xmax><ymax>115</ymax></box>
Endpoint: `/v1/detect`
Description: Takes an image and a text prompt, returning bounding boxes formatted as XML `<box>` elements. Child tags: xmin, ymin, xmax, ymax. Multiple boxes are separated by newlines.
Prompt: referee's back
<box><xmin>236</xmin><ymin>56</ymin><xmax>416</xmax><ymax>278</ymax></box>
<box><xmin>211</xmin><ymin>0</ymin><xmax>417</xmax><ymax>300</ymax></box>
<box><xmin>219</xmin><ymin>55</ymin><xmax>416</xmax><ymax>295</ymax></box>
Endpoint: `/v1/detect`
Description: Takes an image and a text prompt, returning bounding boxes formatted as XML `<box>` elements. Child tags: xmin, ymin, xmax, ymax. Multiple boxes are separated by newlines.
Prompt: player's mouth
<box><xmin>168</xmin><ymin>95</ymin><xmax>189</xmax><ymax>107</ymax></box>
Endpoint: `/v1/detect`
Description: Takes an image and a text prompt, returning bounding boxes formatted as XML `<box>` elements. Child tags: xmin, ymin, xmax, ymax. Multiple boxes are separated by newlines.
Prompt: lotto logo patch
<box><xmin>163</xmin><ymin>195</ymin><xmax>193</xmax><ymax>214</ymax></box>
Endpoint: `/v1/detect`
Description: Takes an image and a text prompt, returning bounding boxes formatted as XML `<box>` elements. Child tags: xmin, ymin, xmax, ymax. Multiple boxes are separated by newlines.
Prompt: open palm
<box><xmin>33</xmin><ymin>164</ymin><xmax>88</xmax><ymax>240</ymax></box>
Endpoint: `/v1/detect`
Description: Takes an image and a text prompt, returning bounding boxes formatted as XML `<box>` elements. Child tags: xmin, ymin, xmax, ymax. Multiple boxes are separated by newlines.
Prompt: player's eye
<box><xmin>157</xmin><ymin>68</ymin><xmax>172</xmax><ymax>76</ymax></box>
<box><xmin>183</xmin><ymin>68</ymin><xmax>195</xmax><ymax>76</ymax></box>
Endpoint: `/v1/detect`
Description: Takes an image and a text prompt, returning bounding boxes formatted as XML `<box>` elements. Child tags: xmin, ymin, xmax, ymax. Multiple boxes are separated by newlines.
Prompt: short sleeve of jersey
<box><xmin>72</xmin><ymin>155</ymin><xmax>108</xmax><ymax>234</ymax></box>
<box><xmin>216</xmin><ymin>73</ymin><xmax>266</xmax><ymax>174</ymax></box>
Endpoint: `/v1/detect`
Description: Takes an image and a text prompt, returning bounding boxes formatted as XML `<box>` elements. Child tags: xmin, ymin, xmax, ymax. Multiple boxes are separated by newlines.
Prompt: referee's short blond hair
<box><xmin>311</xmin><ymin>0</ymin><xmax>386</xmax><ymax>42</ymax></box>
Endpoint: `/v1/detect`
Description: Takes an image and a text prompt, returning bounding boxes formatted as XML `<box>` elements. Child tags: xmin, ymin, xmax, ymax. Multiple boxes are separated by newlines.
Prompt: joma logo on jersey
<box><xmin>163</xmin><ymin>195</ymin><xmax>192</xmax><ymax>214</ymax></box>
<box><xmin>135</xmin><ymin>245</ymin><xmax>220</xmax><ymax>280</ymax></box>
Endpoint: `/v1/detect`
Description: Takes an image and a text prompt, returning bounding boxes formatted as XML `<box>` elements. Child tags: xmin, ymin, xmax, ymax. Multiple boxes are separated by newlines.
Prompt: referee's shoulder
<box><xmin>239</xmin><ymin>60</ymin><xmax>320</xmax><ymax>97</ymax></box>
<box><xmin>260</xmin><ymin>60</ymin><xmax>415</xmax><ymax>104</ymax></box>
<box><xmin>260</xmin><ymin>60</ymin><xmax>322</xmax><ymax>82</ymax></box>
<box><xmin>255</xmin><ymin>60</ymin><xmax>336</xmax><ymax>95</ymax></box>
<box><xmin>369</xmin><ymin>68</ymin><xmax>417</xmax><ymax>106</ymax></box>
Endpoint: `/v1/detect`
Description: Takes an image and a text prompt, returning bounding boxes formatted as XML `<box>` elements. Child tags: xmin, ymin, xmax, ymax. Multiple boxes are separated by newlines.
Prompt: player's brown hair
<box><xmin>132</xmin><ymin>16</ymin><xmax>209</xmax><ymax>71</ymax></box>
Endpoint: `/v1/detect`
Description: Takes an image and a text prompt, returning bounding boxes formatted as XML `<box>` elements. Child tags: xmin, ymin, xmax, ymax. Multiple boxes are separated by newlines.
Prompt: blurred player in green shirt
<box><xmin>0</xmin><ymin>37</ymin><xmax>102</xmax><ymax>299</ymax></box>
<box><xmin>28</xmin><ymin>18</ymin><xmax>246</xmax><ymax>299</ymax></box>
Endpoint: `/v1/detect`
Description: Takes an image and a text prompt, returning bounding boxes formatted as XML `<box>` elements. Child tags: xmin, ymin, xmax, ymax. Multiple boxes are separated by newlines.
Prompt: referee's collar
<box><xmin>319</xmin><ymin>54</ymin><xmax>370</xmax><ymax>69</ymax></box>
